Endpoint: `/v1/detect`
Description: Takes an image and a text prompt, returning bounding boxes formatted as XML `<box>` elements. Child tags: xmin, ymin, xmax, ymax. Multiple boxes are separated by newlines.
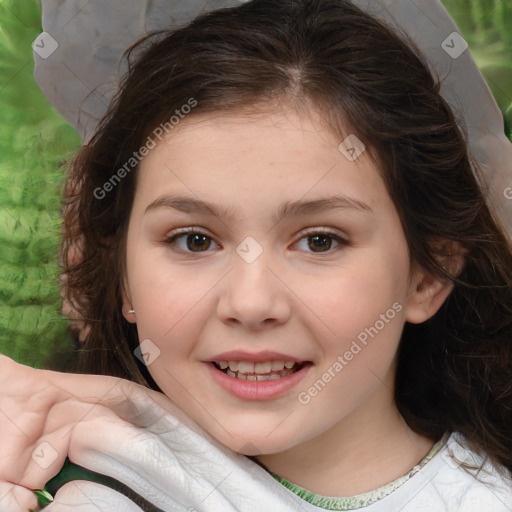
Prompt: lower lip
<box><xmin>205</xmin><ymin>362</ymin><xmax>312</xmax><ymax>401</ymax></box>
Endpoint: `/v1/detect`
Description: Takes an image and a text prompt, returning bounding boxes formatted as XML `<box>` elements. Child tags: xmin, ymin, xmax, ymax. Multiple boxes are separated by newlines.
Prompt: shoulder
<box><xmin>416</xmin><ymin>431</ymin><xmax>512</xmax><ymax>511</ymax></box>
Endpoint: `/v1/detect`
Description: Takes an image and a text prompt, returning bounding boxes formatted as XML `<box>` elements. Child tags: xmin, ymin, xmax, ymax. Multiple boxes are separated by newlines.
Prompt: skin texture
<box><xmin>0</xmin><ymin>106</ymin><xmax>463</xmax><ymax>510</ymax></box>
<box><xmin>121</xmin><ymin>105</ymin><xmax>455</xmax><ymax>496</ymax></box>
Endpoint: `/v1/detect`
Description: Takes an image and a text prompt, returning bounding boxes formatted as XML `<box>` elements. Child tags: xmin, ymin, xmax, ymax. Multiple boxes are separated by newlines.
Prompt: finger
<box><xmin>0</xmin><ymin>355</ymin><xmax>122</xmax><ymax>402</ymax></box>
<box><xmin>13</xmin><ymin>400</ymin><xmax>122</xmax><ymax>490</ymax></box>
<box><xmin>0</xmin><ymin>482</ymin><xmax>38</xmax><ymax>512</ymax></box>
<box><xmin>0</xmin><ymin>355</ymin><xmax>175</xmax><ymax>416</ymax></box>
<box><xmin>0</xmin><ymin>364</ymin><xmax>72</xmax><ymax>485</ymax></box>
<box><xmin>10</xmin><ymin>395</ymin><xmax>174</xmax><ymax>491</ymax></box>
<box><xmin>0</xmin><ymin>356</ymin><xmax>183</xmax><ymax>491</ymax></box>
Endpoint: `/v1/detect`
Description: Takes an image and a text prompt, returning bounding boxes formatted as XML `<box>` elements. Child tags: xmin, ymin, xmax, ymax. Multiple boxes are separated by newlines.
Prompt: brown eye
<box><xmin>308</xmin><ymin>234</ymin><xmax>334</xmax><ymax>252</ymax></box>
<box><xmin>183</xmin><ymin>233</ymin><xmax>212</xmax><ymax>252</ymax></box>
<box><xmin>294</xmin><ymin>230</ymin><xmax>347</xmax><ymax>254</ymax></box>
<box><xmin>165</xmin><ymin>229</ymin><xmax>220</xmax><ymax>253</ymax></box>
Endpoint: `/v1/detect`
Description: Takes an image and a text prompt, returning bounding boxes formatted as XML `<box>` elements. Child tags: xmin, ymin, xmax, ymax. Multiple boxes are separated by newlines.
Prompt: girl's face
<box><xmin>123</xmin><ymin>105</ymin><xmax>432</xmax><ymax>456</ymax></box>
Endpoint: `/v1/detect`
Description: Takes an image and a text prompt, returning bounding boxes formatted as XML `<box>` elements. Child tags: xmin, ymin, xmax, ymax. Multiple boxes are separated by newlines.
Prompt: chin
<box><xmin>209</xmin><ymin>427</ymin><xmax>297</xmax><ymax>456</ymax></box>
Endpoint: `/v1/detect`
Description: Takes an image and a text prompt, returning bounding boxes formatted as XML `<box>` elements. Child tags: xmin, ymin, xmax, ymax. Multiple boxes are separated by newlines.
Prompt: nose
<box><xmin>216</xmin><ymin>245</ymin><xmax>291</xmax><ymax>331</ymax></box>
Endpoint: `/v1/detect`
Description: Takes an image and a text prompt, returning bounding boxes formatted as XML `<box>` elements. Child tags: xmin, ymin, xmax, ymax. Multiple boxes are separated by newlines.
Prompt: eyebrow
<box><xmin>144</xmin><ymin>193</ymin><xmax>373</xmax><ymax>222</ymax></box>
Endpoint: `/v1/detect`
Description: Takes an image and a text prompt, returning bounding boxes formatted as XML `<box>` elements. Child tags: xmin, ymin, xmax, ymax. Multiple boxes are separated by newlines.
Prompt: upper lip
<box><xmin>207</xmin><ymin>350</ymin><xmax>308</xmax><ymax>363</ymax></box>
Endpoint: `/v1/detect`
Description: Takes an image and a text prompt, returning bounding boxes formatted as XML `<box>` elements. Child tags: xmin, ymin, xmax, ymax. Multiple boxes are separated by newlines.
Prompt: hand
<box><xmin>0</xmin><ymin>355</ymin><xmax>176</xmax><ymax>512</ymax></box>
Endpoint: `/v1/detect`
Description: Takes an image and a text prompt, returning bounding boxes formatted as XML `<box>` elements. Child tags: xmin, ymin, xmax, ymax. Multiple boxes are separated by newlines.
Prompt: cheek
<box><xmin>294</xmin><ymin>244</ymin><xmax>410</xmax><ymax>401</ymax></box>
<box><xmin>125</xmin><ymin>246</ymin><xmax>200</xmax><ymax>340</ymax></box>
<box><xmin>299</xmin><ymin>250</ymin><xmax>409</xmax><ymax>341</ymax></box>
<box><xmin>292</xmin><ymin>262</ymin><xmax>407</xmax><ymax>429</ymax></box>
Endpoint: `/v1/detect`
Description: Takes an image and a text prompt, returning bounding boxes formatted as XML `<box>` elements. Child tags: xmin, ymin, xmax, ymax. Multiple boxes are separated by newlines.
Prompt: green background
<box><xmin>0</xmin><ymin>0</ymin><xmax>511</xmax><ymax>369</ymax></box>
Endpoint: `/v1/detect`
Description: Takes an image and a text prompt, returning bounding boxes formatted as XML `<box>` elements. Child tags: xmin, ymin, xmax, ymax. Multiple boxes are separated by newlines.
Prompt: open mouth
<box><xmin>211</xmin><ymin>361</ymin><xmax>307</xmax><ymax>381</ymax></box>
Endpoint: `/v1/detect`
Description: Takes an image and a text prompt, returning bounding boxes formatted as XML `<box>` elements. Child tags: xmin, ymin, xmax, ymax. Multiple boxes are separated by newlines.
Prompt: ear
<box><xmin>405</xmin><ymin>240</ymin><xmax>467</xmax><ymax>324</ymax></box>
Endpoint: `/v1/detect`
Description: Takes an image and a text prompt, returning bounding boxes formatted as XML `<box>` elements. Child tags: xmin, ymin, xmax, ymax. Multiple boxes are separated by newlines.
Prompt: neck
<box><xmin>255</xmin><ymin>373</ymin><xmax>437</xmax><ymax>497</ymax></box>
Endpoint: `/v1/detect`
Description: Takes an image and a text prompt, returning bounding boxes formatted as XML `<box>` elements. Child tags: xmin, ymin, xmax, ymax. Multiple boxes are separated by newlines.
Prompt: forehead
<box><xmin>134</xmin><ymin>106</ymin><xmax>388</xmax><ymax>218</ymax></box>
<box><xmin>157</xmin><ymin>104</ymin><xmax>338</xmax><ymax>146</ymax></box>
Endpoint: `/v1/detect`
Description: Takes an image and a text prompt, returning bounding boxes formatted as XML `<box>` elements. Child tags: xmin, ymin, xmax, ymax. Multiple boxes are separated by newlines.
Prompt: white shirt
<box><xmin>41</xmin><ymin>390</ymin><xmax>512</xmax><ymax>512</ymax></box>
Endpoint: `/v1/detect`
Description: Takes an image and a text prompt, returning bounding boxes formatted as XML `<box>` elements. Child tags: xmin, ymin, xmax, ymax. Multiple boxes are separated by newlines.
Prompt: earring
<box><xmin>127</xmin><ymin>309</ymin><xmax>136</xmax><ymax>314</ymax></box>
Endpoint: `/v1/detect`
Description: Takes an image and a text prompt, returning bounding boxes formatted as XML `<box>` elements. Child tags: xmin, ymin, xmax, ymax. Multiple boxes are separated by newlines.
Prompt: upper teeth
<box><xmin>217</xmin><ymin>360</ymin><xmax>297</xmax><ymax>374</ymax></box>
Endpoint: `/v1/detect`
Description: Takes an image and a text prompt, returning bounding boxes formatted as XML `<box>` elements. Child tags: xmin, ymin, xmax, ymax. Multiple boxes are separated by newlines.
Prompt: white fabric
<box><xmin>39</xmin><ymin>388</ymin><xmax>512</xmax><ymax>512</ymax></box>
<box><xmin>33</xmin><ymin>0</ymin><xmax>246</xmax><ymax>145</ymax></box>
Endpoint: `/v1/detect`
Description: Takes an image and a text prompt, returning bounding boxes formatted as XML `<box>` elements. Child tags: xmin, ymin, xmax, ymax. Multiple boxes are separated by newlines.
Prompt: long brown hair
<box><xmin>61</xmin><ymin>0</ymin><xmax>512</xmax><ymax>475</ymax></box>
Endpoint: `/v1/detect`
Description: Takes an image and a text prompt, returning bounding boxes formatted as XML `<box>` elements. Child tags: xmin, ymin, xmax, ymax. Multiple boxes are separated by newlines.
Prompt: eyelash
<box><xmin>163</xmin><ymin>226</ymin><xmax>348</xmax><ymax>255</ymax></box>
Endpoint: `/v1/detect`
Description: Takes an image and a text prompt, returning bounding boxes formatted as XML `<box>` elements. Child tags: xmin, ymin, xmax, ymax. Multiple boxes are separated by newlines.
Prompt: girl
<box><xmin>1</xmin><ymin>0</ymin><xmax>512</xmax><ymax>510</ymax></box>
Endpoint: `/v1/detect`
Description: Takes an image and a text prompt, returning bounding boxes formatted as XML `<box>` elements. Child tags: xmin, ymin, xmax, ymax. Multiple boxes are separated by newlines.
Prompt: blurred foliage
<box><xmin>0</xmin><ymin>0</ymin><xmax>80</xmax><ymax>368</ymax></box>
<box><xmin>0</xmin><ymin>0</ymin><xmax>510</xmax><ymax>368</ymax></box>
<box><xmin>443</xmin><ymin>0</ymin><xmax>512</xmax><ymax>137</ymax></box>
